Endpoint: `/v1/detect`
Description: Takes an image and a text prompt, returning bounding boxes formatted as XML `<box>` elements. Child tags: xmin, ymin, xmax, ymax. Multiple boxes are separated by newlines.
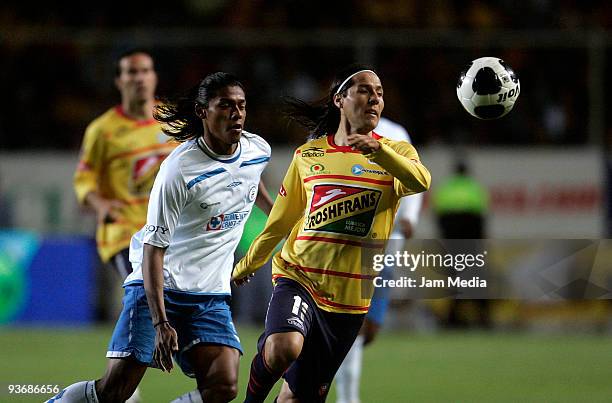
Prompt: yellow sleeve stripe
<box><xmin>303</xmin><ymin>174</ymin><xmax>393</xmax><ymax>186</ymax></box>
<box><xmin>285</xmin><ymin>262</ymin><xmax>375</xmax><ymax>280</ymax></box>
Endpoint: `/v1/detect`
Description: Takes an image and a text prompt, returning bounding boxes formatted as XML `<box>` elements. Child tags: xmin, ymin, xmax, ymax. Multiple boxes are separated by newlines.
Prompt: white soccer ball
<box><xmin>456</xmin><ymin>56</ymin><xmax>520</xmax><ymax>119</ymax></box>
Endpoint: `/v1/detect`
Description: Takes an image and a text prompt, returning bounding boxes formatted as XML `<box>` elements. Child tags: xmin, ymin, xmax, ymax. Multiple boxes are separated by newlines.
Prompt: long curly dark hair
<box><xmin>283</xmin><ymin>64</ymin><xmax>376</xmax><ymax>140</ymax></box>
<box><xmin>154</xmin><ymin>72</ymin><xmax>244</xmax><ymax>142</ymax></box>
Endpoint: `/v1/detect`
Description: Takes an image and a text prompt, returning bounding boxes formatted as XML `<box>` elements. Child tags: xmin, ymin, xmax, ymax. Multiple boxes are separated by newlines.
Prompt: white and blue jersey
<box><xmin>125</xmin><ymin>131</ymin><xmax>271</xmax><ymax>295</ymax></box>
<box><xmin>369</xmin><ymin>118</ymin><xmax>423</xmax><ymax>324</ymax></box>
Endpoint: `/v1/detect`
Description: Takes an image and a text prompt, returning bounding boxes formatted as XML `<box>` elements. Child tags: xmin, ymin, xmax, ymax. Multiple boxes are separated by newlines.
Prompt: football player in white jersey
<box><xmin>335</xmin><ymin>117</ymin><xmax>424</xmax><ymax>403</ymax></box>
<box><xmin>47</xmin><ymin>72</ymin><xmax>272</xmax><ymax>403</ymax></box>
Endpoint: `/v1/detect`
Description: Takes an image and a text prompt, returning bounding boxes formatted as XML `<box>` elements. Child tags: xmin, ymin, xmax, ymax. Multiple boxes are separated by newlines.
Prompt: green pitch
<box><xmin>1</xmin><ymin>325</ymin><xmax>611</xmax><ymax>402</ymax></box>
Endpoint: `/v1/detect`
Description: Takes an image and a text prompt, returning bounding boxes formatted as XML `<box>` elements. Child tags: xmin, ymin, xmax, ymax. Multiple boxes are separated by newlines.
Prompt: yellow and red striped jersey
<box><xmin>74</xmin><ymin>106</ymin><xmax>177</xmax><ymax>262</ymax></box>
<box><xmin>234</xmin><ymin>133</ymin><xmax>431</xmax><ymax>313</ymax></box>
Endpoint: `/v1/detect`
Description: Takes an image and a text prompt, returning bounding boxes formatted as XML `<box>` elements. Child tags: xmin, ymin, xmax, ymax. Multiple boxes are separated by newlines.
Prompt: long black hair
<box><xmin>283</xmin><ymin>64</ymin><xmax>376</xmax><ymax>140</ymax></box>
<box><xmin>154</xmin><ymin>72</ymin><xmax>244</xmax><ymax>142</ymax></box>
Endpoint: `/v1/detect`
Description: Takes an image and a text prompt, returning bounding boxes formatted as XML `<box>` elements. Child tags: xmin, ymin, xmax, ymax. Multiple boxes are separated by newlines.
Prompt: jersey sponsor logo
<box><xmin>279</xmin><ymin>184</ymin><xmax>287</xmax><ymax>197</ymax></box>
<box><xmin>130</xmin><ymin>153</ymin><xmax>169</xmax><ymax>195</ymax></box>
<box><xmin>248</xmin><ymin>184</ymin><xmax>257</xmax><ymax>202</ymax></box>
<box><xmin>304</xmin><ymin>184</ymin><xmax>381</xmax><ymax>236</ymax></box>
<box><xmin>145</xmin><ymin>224</ymin><xmax>169</xmax><ymax>234</ymax></box>
<box><xmin>226</xmin><ymin>181</ymin><xmax>242</xmax><ymax>188</ymax></box>
<box><xmin>318</xmin><ymin>384</ymin><xmax>330</xmax><ymax>397</ymax></box>
<box><xmin>306</xmin><ymin>163</ymin><xmax>331</xmax><ymax>177</ymax></box>
<box><xmin>287</xmin><ymin>316</ymin><xmax>305</xmax><ymax>331</ymax></box>
<box><xmin>301</xmin><ymin>146</ymin><xmax>325</xmax><ymax>157</ymax></box>
<box><xmin>310</xmin><ymin>163</ymin><xmax>325</xmax><ymax>173</ymax></box>
<box><xmin>351</xmin><ymin>164</ymin><xmax>388</xmax><ymax>176</ymax></box>
<box><xmin>200</xmin><ymin>201</ymin><xmax>220</xmax><ymax>210</ymax></box>
<box><xmin>206</xmin><ymin>211</ymin><xmax>249</xmax><ymax>231</ymax></box>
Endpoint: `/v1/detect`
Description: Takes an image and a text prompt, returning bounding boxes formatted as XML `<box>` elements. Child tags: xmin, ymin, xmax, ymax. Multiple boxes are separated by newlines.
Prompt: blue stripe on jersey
<box><xmin>186</xmin><ymin>168</ymin><xmax>226</xmax><ymax>190</ymax></box>
<box><xmin>239</xmin><ymin>156</ymin><xmax>270</xmax><ymax>167</ymax></box>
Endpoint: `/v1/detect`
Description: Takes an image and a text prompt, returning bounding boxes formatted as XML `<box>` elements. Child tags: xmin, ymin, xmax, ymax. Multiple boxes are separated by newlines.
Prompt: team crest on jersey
<box><xmin>279</xmin><ymin>184</ymin><xmax>287</xmax><ymax>197</ymax></box>
<box><xmin>206</xmin><ymin>211</ymin><xmax>249</xmax><ymax>231</ymax></box>
<box><xmin>130</xmin><ymin>153</ymin><xmax>169</xmax><ymax>195</ymax></box>
<box><xmin>306</xmin><ymin>163</ymin><xmax>331</xmax><ymax>177</ymax></box>
<box><xmin>304</xmin><ymin>184</ymin><xmax>381</xmax><ymax>236</ymax></box>
<box><xmin>248</xmin><ymin>184</ymin><xmax>257</xmax><ymax>202</ymax></box>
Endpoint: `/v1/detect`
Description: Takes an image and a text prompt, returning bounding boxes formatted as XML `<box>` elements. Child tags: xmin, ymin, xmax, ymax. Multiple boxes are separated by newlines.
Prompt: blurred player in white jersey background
<box><xmin>335</xmin><ymin>117</ymin><xmax>424</xmax><ymax>403</ymax></box>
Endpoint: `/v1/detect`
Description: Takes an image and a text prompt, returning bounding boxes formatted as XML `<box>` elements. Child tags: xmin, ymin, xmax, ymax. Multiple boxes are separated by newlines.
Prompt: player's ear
<box><xmin>333</xmin><ymin>93</ymin><xmax>343</xmax><ymax>109</ymax></box>
<box><xmin>195</xmin><ymin>105</ymin><xmax>206</xmax><ymax>119</ymax></box>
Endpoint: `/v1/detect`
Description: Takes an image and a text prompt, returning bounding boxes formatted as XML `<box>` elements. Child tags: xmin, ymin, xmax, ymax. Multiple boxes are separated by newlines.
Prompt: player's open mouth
<box><xmin>365</xmin><ymin>109</ymin><xmax>378</xmax><ymax>116</ymax></box>
<box><xmin>230</xmin><ymin>124</ymin><xmax>242</xmax><ymax>131</ymax></box>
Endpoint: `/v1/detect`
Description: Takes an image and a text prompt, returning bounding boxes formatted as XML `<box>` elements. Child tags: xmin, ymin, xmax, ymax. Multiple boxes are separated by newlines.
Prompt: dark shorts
<box><xmin>260</xmin><ymin>278</ymin><xmax>365</xmax><ymax>402</ymax></box>
<box><xmin>109</xmin><ymin>248</ymin><xmax>132</xmax><ymax>280</ymax></box>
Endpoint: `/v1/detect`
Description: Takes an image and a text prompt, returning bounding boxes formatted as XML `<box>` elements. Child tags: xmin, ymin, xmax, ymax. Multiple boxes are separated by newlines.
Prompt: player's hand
<box><xmin>96</xmin><ymin>199</ymin><xmax>126</xmax><ymax>224</ymax></box>
<box><xmin>153</xmin><ymin>322</ymin><xmax>178</xmax><ymax>372</ymax></box>
<box><xmin>347</xmin><ymin>133</ymin><xmax>380</xmax><ymax>154</ymax></box>
<box><xmin>233</xmin><ymin>273</ymin><xmax>255</xmax><ymax>287</ymax></box>
<box><xmin>360</xmin><ymin>318</ymin><xmax>381</xmax><ymax>346</ymax></box>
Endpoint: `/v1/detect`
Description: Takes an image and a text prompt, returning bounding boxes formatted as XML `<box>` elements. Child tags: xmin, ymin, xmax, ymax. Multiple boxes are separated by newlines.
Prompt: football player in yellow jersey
<box><xmin>234</xmin><ymin>65</ymin><xmax>431</xmax><ymax>402</ymax></box>
<box><xmin>74</xmin><ymin>49</ymin><xmax>178</xmax><ymax>279</ymax></box>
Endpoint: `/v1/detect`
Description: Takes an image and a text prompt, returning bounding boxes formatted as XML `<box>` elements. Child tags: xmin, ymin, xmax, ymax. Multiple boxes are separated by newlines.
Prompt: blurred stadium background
<box><xmin>1</xmin><ymin>1</ymin><xmax>612</xmax><ymax>402</ymax></box>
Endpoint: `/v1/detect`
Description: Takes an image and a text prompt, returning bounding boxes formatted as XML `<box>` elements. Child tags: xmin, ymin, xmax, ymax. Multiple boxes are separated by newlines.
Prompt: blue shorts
<box><xmin>106</xmin><ymin>285</ymin><xmax>242</xmax><ymax>377</ymax></box>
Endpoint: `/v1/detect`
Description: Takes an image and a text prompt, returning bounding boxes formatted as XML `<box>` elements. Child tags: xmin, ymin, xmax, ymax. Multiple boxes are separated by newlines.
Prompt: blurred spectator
<box><xmin>431</xmin><ymin>159</ymin><xmax>491</xmax><ymax>328</ymax></box>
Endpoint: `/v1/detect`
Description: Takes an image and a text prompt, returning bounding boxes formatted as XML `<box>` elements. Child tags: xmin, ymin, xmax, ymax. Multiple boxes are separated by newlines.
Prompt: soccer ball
<box><xmin>456</xmin><ymin>57</ymin><xmax>520</xmax><ymax>119</ymax></box>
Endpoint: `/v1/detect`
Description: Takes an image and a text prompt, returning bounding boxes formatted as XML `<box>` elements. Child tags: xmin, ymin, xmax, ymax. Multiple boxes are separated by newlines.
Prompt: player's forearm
<box><xmin>142</xmin><ymin>243</ymin><xmax>168</xmax><ymax>324</ymax></box>
<box><xmin>234</xmin><ymin>230</ymin><xmax>284</xmax><ymax>279</ymax></box>
<box><xmin>367</xmin><ymin>143</ymin><xmax>431</xmax><ymax>192</ymax></box>
<box><xmin>255</xmin><ymin>181</ymin><xmax>274</xmax><ymax>215</ymax></box>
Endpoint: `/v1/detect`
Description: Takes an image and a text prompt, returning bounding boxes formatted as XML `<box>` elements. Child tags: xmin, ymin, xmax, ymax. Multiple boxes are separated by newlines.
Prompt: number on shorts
<box><xmin>292</xmin><ymin>295</ymin><xmax>309</xmax><ymax>319</ymax></box>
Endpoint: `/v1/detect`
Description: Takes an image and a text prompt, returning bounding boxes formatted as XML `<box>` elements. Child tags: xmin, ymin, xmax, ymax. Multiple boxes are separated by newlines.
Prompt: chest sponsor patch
<box><xmin>304</xmin><ymin>184</ymin><xmax>381</xmax><ymax>236</ymax></box>
<box><xmin>130</xmin><ymin>153</ymin><xmax>168</xmax><ymax>195</ymax></box>
<box><xmin>206</xmin><ymin>211</ymin><xmax>249</xmax><ymax>231</ymax></box>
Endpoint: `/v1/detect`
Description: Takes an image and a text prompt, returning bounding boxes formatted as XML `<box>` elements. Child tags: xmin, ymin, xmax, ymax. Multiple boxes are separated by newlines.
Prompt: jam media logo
<box><xmin>301</xmin><ymin>146</ymin><xmax>325</xmax><ymax>157</ymax></box>
<box><xmin>304</xmin><ymin>184</ymin><xmax>381</xmax><ymax>236</ymax></box>
<box><xmin>351</xmin><ymin>164</ymin><xmax>388</xmax><ymax>176</ymax></box>
<box><xmin>206</xmin><ymin>211</ymin><xmax>249</xmax><ymax>231</ymax></box>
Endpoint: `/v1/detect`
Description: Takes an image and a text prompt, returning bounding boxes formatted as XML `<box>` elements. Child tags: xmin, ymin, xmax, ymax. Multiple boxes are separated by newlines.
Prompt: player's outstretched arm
<box><xmin>365</xmin><ymin>141</ymin><xmax>431</xmax><ymax>196</ymax></box>
<box><xmin>233</xmin><ymin>156</ymin><xmax>306</xmax><ymax>282</ymax></box>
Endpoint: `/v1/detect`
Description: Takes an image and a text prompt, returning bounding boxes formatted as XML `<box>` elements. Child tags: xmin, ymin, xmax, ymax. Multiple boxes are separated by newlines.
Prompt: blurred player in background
<box><xmin>73</xmin><ymin>49</ymin><xmax>177</xmax><ymax>280</ymax></box>
<box><xmin>233</xmin><ymin>65</ymin><xmax>431</xmax><ymax>402</ymax></box>
<box><xmin>48</xmin><ymin>72</ymin><xmax>272</xmax><ymax>403</ymax></box>
<box><xmin>432</xmin><ymin>159</ymin><xmax>490</xmax><ymax>328</ymax></box>
<box><xmin>335</xmin><ymin>117</ymin><xmax>424</xmax><ymax>403</ymax></box>
<box><xmin>72</xmin><ymin>49</ymin><xmax>174</xmax><ymax>403</ymax></box>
